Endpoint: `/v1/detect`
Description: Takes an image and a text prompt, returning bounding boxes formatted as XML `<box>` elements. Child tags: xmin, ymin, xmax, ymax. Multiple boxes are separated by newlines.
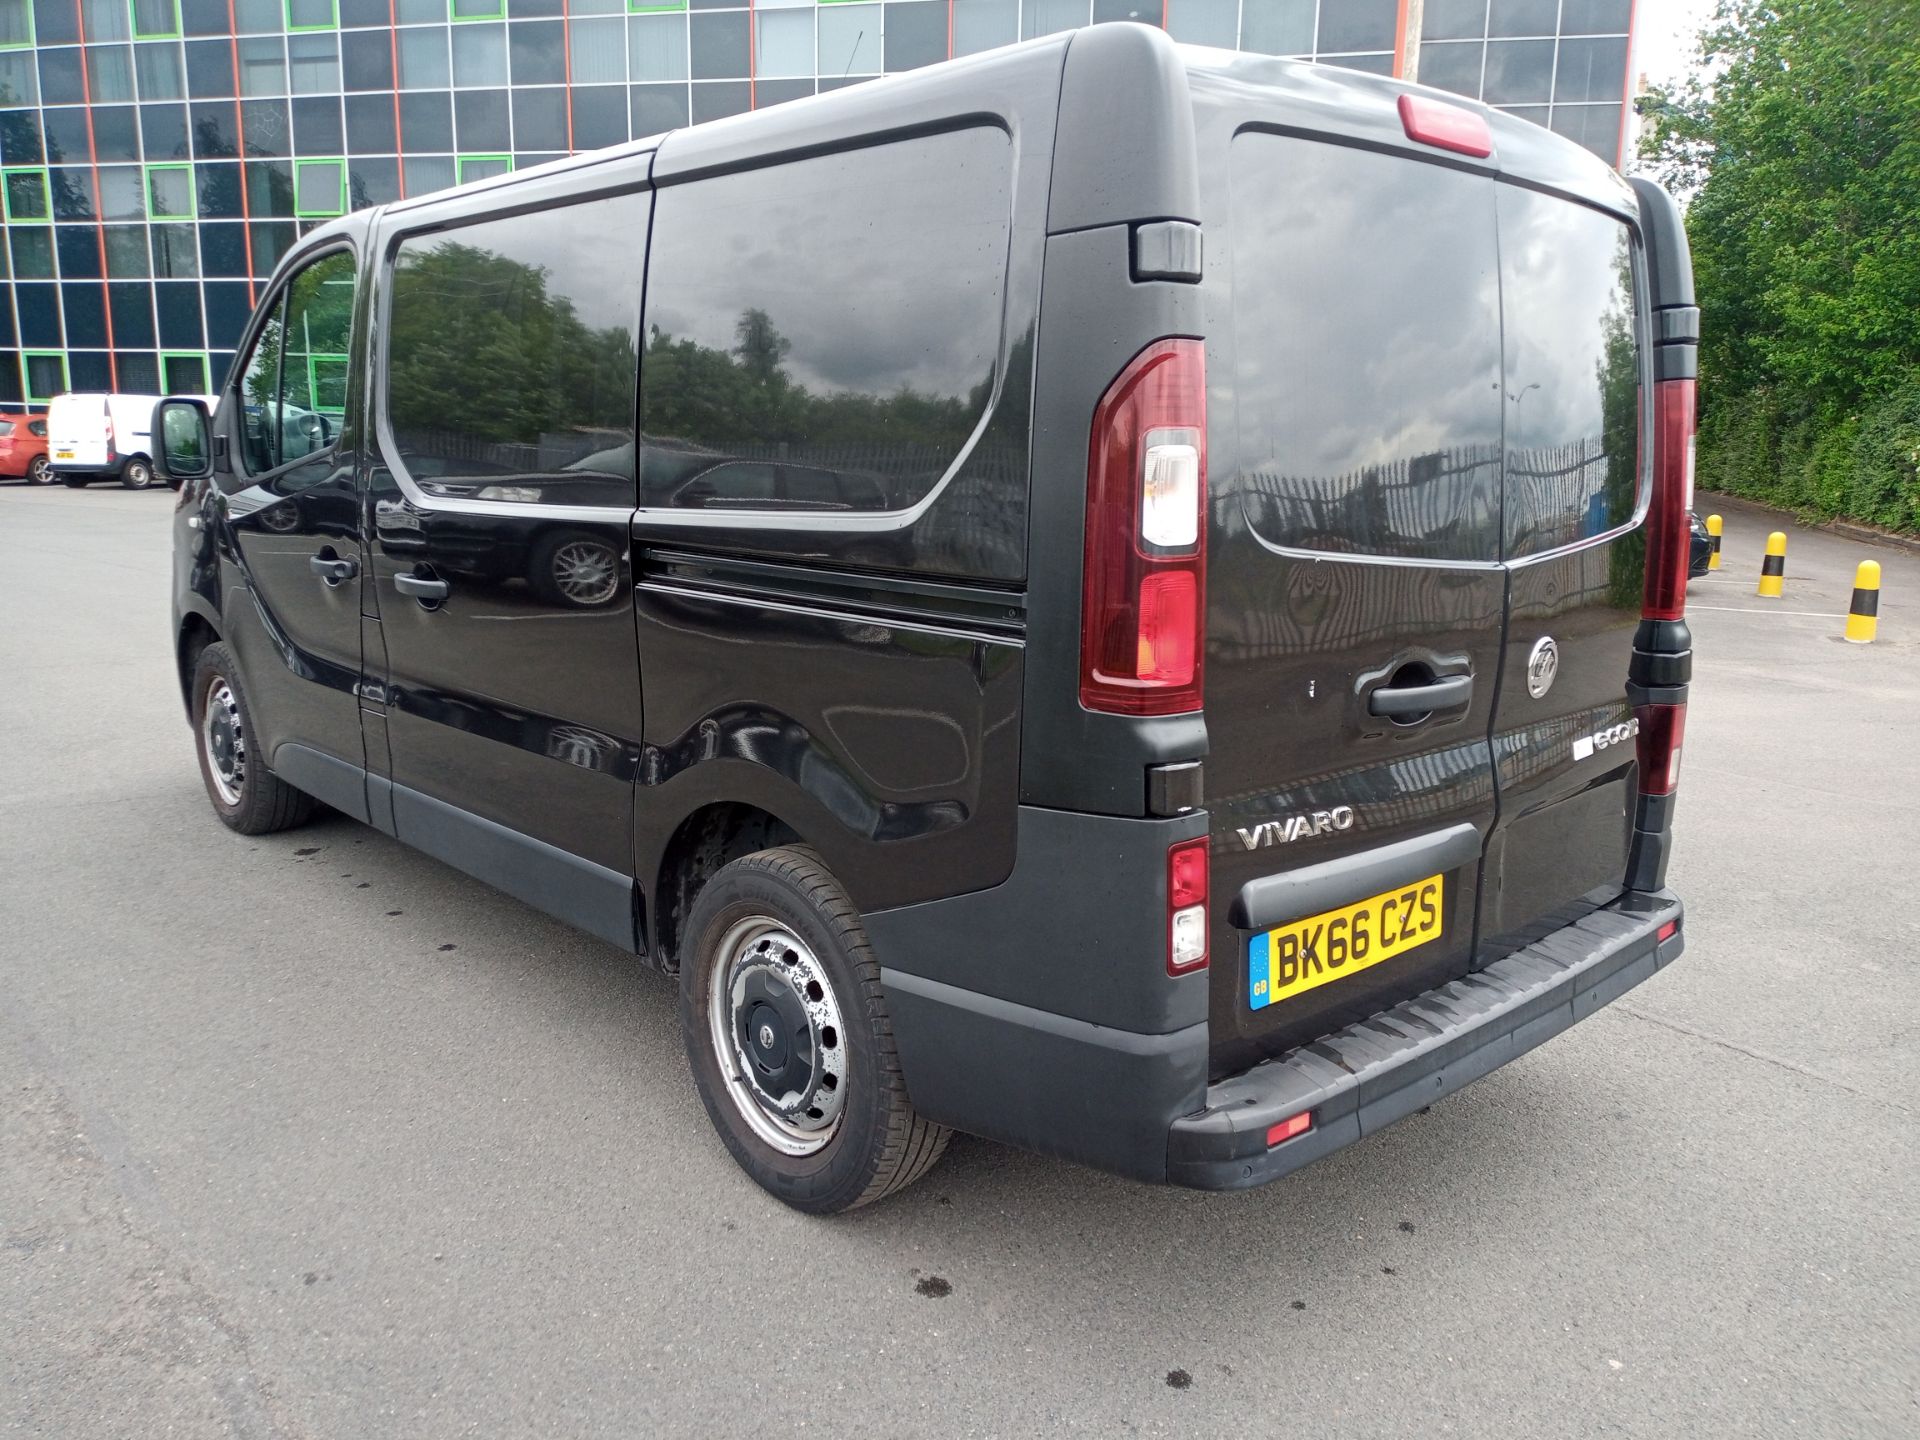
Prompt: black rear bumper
<box><xmin>1166</xmin><ymin>888</ymin><xmax>1683</xmax><ymax>1188</ymax></box>
<box><xmin>878</xmin><ymin>873</ymin><xmax>1682</xmax><ymax>1189</ymax></box>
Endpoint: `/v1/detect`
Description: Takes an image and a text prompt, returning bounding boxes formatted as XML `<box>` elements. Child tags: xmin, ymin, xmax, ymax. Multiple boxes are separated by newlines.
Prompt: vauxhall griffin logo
<box><xmin>1236</xmin><ymin>805</ymin><xmax>1356</xmax><ymax>851</ymax></box>
<box><xmin>1526</xmin><ymin>635</ymin><xmax>1560</xmax><ymax>699</ymax></box>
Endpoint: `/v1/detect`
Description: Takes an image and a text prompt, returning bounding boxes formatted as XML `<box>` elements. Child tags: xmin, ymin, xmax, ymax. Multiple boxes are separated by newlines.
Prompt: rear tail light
<box><xmin>1080</xmin><ymin>339</ymin><xmax>1207</xmax><ymax>715</ymax></box>
<box><xmin>1167</xmin><ymin>836</ymin><xmax>1209</xmax><ymax>976</ymax></box>
<box><xmin>103</xmin><ymin>413</ymin><xmax>117</xmax><ymax>459</ymax></box>
<box><xmin>1634</xmin><ymin>701</ymin><xmax>1687</xmax><ymax>796</ymax></box>
<box><xmin>1644</xmin><ymin>378</ymin><xmax>1696</xmax><ymax>622</ymax></box>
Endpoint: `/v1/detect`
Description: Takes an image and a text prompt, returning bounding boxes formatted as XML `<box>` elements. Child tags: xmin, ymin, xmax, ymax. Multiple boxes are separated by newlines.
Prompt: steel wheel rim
<box><xmin>201</xmin><ymin>677</ymin><xmax>245</xmax><ymax>806</ymax></box>
<box><xmin>551</xmin><ymin>540</ymin><xmax>618</xmax><ymax>606</ymax></box>
<box><xmin>126</xmin><ymin>462</ymin><xmax>150</xmax><ymax>488</ymax></box>
<box><xmin>707</xmin><ymin>916</ymin><xmax>847</xmax><ymax>1157</ymax></box>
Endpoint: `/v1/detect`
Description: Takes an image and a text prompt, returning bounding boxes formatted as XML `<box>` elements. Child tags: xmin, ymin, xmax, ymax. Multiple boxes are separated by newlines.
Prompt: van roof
<box><xmin>363</xmin><ymin>23</ymin><xmax>1632</xmax><ymax>235</ymax></box>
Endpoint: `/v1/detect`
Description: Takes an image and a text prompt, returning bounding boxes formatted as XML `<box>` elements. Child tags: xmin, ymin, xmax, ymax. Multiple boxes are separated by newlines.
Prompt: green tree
<box><xmin>1641</xmin><ymin>0</ymin><xmax>1920</xmax><ymax>531</ymax></box>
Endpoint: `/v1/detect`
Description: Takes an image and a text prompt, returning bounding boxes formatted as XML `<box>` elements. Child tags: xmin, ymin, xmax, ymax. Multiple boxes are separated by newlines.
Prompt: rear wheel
<box><xmin>680</xmin><ymin>846</ymin><xmax>948</xmax><ymax>1213</ymax></box>
<box><xmin>190</xmin><ymin>642</ymin><xmax>315</xmax><ymax>834</ymax></box>
<box><xmin>27</xmin><ymin>455</ymin><xmax>51</xmax><ymax>485</ymax></box>
<box><xmin>120</xmin><ymin>457</ymin><xmax>155</xmax><ymax>490</ymax></box>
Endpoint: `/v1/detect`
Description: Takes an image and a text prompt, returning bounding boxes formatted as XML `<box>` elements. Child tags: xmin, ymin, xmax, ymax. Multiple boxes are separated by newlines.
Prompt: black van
<box><xmin>161</xmin><ymin>25</ymin><xmax>1699</xmax><ymax>1214</ymax></box>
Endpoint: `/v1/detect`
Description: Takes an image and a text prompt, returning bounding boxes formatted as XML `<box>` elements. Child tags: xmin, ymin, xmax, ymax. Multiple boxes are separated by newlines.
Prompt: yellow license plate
<box><xmin>55</xmin><ymin>450</ymin><xmax>74</xmax><ymax>459</ymax></box>
<box><xmin>1248</xmin><ymin>874</ymin><xmax>1444</xmax><ymax>1010</ymax></box>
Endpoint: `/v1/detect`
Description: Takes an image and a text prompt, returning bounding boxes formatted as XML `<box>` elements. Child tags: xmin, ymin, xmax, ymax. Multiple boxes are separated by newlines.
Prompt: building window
<box><xmin>130</xmin><ymin>0</ymin><xmax>182</xmax><ymax>40</ymax></box>
<box><xmin>286</xmin><ymin>0</ymin><xmax>338</xmax><ymax>30</ymax></box>
<box><xmin>161</xmin><ymin>350</ymin><xmax>210</xmax><ymax>393</ymax></box>
<box><xmin>146</xmin><ymin>162</ymin><xmax>196</xmax><ymax>219</ymax></box>
<box><xmin>0</xmin><ymin>0</ymin><xmax>34</xmax><ymax>48</ymax></box>
<box><xmin>451</xmin><ymin>0</ymin><xmax>504</xmax><ymax>19</ymax></box>
<box><xmin>3</xmin><ymin>166</ymin><xmax>51</xmax><ymax>224</ymax></box>
<box><xmin>456</xmin><ymin>153</ymin><xmax>511</xmax><ymax>185</ymax></box>
<box><xmin>23</xmin><ymin>351</ymin><xmax>69</xmax><ymax>402</ymax></box>
<box><xmin>294</xmin><ymin>157</ymin><xmax>345</xmax><ymax>216</ymax></box>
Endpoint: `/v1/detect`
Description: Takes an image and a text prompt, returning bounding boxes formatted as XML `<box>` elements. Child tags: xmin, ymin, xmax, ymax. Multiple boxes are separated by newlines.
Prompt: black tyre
<box><xmin>27</xmin><ymin>455</ymin><xmax>51</xmax><ymax>485</ymax></box>
<box><xmin>680</xmin><ymin>846</ymin><xmax>949</xmax><ymax>1214</ymax></box>
<box><xmin>62</xmin><ymin>476</ymin><xmax>90</xmax><ymax>488</ymax></box>
<box><xmin>190</xmin><ymin>642</ymin><xmax>316</xmax><ymax>835</ymax></box>
<box><xmin>120</xmin><ymin>457</ymin><xmax>155</xmax><ymax>490</ymax></box>
<box><xmin>528</xmin><ymin>530</ymin><xmax>621</xmax><ymax>608</ymax></box>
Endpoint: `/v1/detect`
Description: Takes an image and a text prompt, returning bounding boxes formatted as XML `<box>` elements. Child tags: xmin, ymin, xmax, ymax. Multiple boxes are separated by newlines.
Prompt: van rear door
<box><xmin>47</xmin><ymin>394</ymin><xmax>107</xmax><ymax>469</ymax></box>
<box><xmin>1204</xmin><ymin>133</ymin><xmax>1506</xmax><ymax>1076</ymax></box>
<box><xmin>1478</xmin><ymin>184</ymin><xmax>1648</xmax><ymax>954</ymax></box>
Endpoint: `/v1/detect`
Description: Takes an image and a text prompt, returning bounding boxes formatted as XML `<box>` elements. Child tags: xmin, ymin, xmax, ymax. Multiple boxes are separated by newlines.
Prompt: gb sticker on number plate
<box><xmin>1247</xmin><ymin>874</ymin><xmax>1444</xmax><ymax>1011</ymax></box>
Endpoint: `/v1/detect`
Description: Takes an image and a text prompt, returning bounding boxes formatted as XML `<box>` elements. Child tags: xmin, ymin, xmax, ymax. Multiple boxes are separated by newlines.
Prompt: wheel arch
<box><xmin>176</xmin><ymin>609</ymin><xmax>222</xmax><ymax>716</ymax></box>
<box><xmin>644</xmin><ymin>800</ymin><xmax>803</xmax><ymax>972</ymax></box>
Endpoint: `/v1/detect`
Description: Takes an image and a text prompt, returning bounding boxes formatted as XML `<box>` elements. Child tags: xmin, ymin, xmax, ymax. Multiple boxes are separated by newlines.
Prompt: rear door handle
<box><xmin>1368</xmin><ymin>674</ymin><xmax>1472</xmax><ymax>718</ymax></box>
<box><xmin>309</xmin><ymin>553</ymin><xmax>358</xmax><ymax>585</ymax></box>
<box><xmin>394</xmin><ymin>572</ymin><xmax>450</xmax><ymax>603</ymax></box>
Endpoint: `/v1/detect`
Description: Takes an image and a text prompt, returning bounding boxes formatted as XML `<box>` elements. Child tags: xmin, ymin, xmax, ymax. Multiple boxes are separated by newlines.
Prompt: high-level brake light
<box><xmin>1080</xmin><ymin>339</ymin><xmax>1208</xmax><ymax>716</ymax></box>
<box><xmin>1397</xmin><ymin>93</ymin><xmax>1493</xmax><ymax>158</ymax></box>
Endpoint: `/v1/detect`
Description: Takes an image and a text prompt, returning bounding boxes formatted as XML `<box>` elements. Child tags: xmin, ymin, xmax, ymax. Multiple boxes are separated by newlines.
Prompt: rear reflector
<box><xmin>1397</xmin><ymin>93</ymin><xmax>1493</xmax><ymax>158</ymax></box>
<box><xmin>1167</xmin><ymin>837</ymin><xmax>1209</xmax><ymax>976</ymax></box>
<box><xmin>1634</xmin><ymin>702</ymin><xmax>1687</xmax><ymax>796</ymax></box>
<box><xmin>1080</xmin><ymin>339</ymin><xmax>1207</xmax><ymax>716</ymax></box>
<box><xmin>1658</xmin><ymin>920</ymin><xmax>1679</xmax><ymax>943</ymax></box>
<box><xmin>1266</xmin><ymin>1111</ymin><xmax>1313</xmax><ymax>1148</ymax></box>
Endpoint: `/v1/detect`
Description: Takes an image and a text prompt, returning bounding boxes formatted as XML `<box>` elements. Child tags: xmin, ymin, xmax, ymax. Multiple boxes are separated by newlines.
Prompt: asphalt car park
<box><xmin>2</xmin><ymin>486</ymin><xmax>1914</xmax><ymax>1437</ymax></box>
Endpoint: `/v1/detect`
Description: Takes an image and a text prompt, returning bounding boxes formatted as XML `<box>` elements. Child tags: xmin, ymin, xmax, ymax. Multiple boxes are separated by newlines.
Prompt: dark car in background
<box><xmin>158</xmin><ymin>26</ymin><xmax>1699</xmax><ymax>1214</ymax></box>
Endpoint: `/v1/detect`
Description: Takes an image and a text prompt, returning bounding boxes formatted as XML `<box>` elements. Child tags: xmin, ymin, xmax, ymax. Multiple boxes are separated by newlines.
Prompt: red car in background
<box><xmin>1</xmin><ymin>414</ymin><xmax>51</xmax><ymax>485</ymax></box>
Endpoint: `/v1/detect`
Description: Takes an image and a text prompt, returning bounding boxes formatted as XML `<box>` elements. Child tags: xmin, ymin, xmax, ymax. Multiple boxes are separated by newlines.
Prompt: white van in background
<box><xmin>46</xmin><ymin>392</ymin><xmax>219</xmax><ymax>490</ymax></box>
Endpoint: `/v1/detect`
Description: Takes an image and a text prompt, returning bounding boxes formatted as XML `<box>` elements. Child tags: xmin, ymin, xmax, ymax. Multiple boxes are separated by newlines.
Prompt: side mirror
<box><xmin>153</xmin><ymin>398</ymin><xmax>213</xmax><ymax>483</ymax></box>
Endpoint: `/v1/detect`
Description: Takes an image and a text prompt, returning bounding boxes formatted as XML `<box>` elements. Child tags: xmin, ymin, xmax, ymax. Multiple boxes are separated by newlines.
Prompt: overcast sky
<box><xmin>1633</xmin><ymin>0</ymin><xmax>1721</xmax><ymax>91</ymax></box>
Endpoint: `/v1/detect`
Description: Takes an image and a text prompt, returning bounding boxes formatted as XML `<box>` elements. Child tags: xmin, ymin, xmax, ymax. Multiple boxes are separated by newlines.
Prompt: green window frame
<box><xmin>294</xmin><ymin>158</ymin><xmax>347</xmax><ymax>218</ymax></box>
<box><xmin>626</xmin><ymin>0</ymin><xmax>686</xmax><ymax>12</ymax></box>
<box><xmin>456</xmin><ymin>153</ymin><xmax>512</xmax><ymax>185</ymax></box>
<box><xmin>2</xmin><ymin>166</ymin><xmax>51</xmax><ymax>224</ymax></box>
<box><xmin>145</xmin><ymin>162</ymin><xmax>195</xmax><ymax>221</ymax></box>
<box><xmin>129</xmin><ymin>0</ymin><xmax>182</xmax><ymax>40</ymax></box>
<box><xmin>306</xmin><ymin>353</ymin><xmax>349</xmax><ymax>417</ymax></box>
<box><xmin>161</xmin><ymin>351</ymin><xmax>212</xmax><ymax>395</ymax></box>
<box><xmin>0</xmin><ymin>0</ymin><xmax>35</xmax><ymax>50</ymax></box>
<box><xmin>23</xmin><ymin>351</ymin><xmax>69</xmax><ymax>403</ymax></box>
<box><xmin>451</xmin><ymin>0</ymin><xmax>505</xmax><ymax>19</ymax></box>
<box><xmin>285</xmin><ymin>0</ymin><xmax>338</xmax><ymax>30</ymax></box>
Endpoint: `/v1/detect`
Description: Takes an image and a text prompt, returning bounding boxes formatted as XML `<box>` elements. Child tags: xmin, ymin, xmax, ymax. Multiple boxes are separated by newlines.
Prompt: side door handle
<box><xmin>394</xmin><ymin>571</ymin><xmax>450</xmax><ymax>603</ymax></box>
<box><xmin>309</xmin><ymin>552</ymin><xmax>358</xmax><ymax>585</ymax></box>
<box><xmin>1368</xmin><ymin>674</ymin><xmax>1473</xmax><ymax>718</ymax></box>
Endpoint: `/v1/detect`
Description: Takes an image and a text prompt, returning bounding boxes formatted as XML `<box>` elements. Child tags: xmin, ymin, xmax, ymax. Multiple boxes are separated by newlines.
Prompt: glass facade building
<box><xmin>0</xmin><ymin>0</ymin><xmax>1634</xmax><ymax>413</ymax></box>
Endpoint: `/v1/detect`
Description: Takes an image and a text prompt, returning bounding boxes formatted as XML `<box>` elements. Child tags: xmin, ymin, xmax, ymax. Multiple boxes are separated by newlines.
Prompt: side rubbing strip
<box><xmin>1229</xmin><ymin>822</ymin><xmax>1482</xmax><ymax>932</ymax></box>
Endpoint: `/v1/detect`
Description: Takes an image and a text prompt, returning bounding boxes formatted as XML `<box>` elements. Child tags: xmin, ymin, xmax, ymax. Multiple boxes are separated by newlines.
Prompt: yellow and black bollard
<box><xmin>1845</xmin><ymin>561</ymin><xmax>1881</xmax><ymax>643</ymax></box>
<box><xmin>1705</xmin><ymin>513</ymin><xmax>1723</xmax><ymax>570</ymax></box>
<box><xmin>1756</xmin><ymin>531</ymin><xmax>1787</xmax><ymax>598</ymax></box>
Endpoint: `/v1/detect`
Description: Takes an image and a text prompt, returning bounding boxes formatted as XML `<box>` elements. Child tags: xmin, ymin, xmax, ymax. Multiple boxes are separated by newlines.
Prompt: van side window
<box><xmin>232</xmin><ymin>248</ymin><xmax>357</xmax><ymax>477</ymax></box>
<box><xmin>1496</xmin><ymin>188</ymin><xmax>1643</xmax><ymax>559</ymax></box>
<box><xmin>383</xmin><ymin>191</ymin><xmax>647</xmax><ymax>504</ymax></box>
<box><xmin>1225</xmin><ymin>134</ymin><xmax>1505</xmax><ymax>563</ymax></box>
<box><xmin>638</xmin><ymin>126</ymin><xmax>1011</xmax><ymax>514</ymax></box>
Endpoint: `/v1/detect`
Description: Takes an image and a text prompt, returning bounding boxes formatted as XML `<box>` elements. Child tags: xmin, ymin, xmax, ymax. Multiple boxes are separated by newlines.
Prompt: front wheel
<box><xmin>27</xmin><ymin>455</ymin><xmax>51</xmax><ymax>485</ymax></box>
<box><xmin>120</xmin><ymin>457</ymin><xmax>155</xmax><ymax>490</ymax></box>
<box><xmin>680</xmin><ymin>846</ymin><xmax>949</xmax><ymax>1214</ymax></box>
<box><xmin>190</xmin><ymin>642</ymin><xmax>315</xmax><ymax>834</ymax></box>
